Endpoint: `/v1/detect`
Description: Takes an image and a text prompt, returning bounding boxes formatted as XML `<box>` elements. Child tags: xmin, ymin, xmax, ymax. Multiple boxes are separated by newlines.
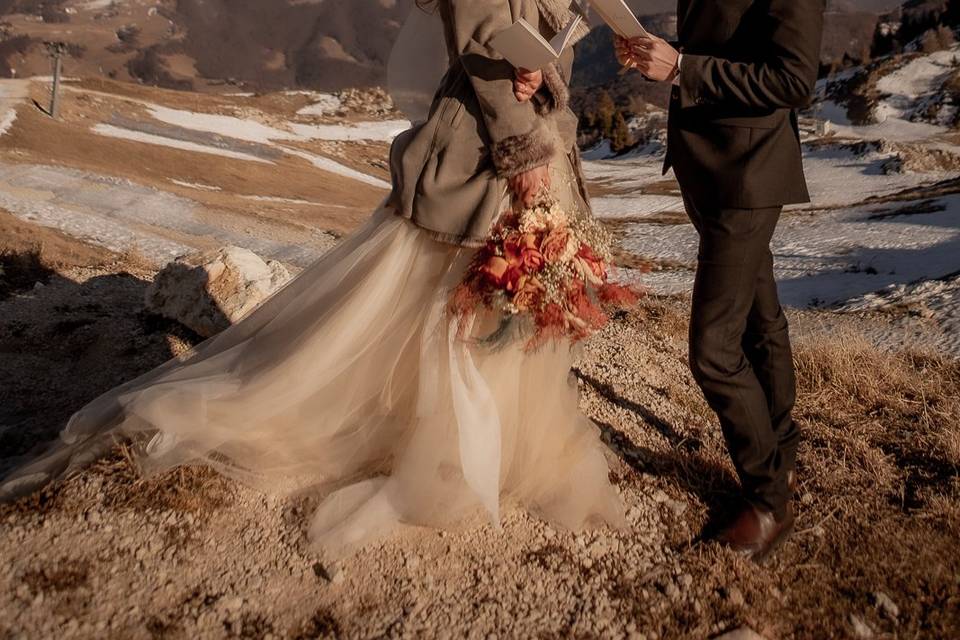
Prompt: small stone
<box><xmin>664</xmin><ymin>581</ymin><xmax>680</xmax><ymax>601</ymax></box>
<box><xmin>312</xmin><ymin>562</ymin><xmax>332</xmax><ymax>582</ymax></box>
<box><xmin>714</xmin><ymin>627</ymin><xmax>766</xmax><ymax>640</ymax></box>
<box><xmin>725</xmin><ymin>586</ymin><xmax>745</xmax><ymax>608</ymax></box>
<box><xmin>872</xmin><ymin>591</ymin><xmax>899</xmax><ymax>621</ymax></box>
<box><xmin>850</xmin><ymin>614</ymin><xmax>874</xmax><ymax>638</ymax></box>
<box><xmin>800</xmin><ymin>492</ymin><xmax>814</xmax><ymax>506</ymax></box>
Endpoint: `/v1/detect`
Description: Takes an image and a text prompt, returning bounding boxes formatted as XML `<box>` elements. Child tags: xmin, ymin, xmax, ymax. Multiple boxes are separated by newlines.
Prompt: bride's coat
<box><xmin>387</xmin><ymin>0</ymin><xmax>590</xmax><ymax>246</ymax></box>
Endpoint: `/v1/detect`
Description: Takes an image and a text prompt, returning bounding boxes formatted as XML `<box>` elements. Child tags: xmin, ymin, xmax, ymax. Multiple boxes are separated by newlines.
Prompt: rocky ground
<box><xmin>0</xmin><ymin>222</ymin><xmax>958</xmax><ymax>639</ymax></box>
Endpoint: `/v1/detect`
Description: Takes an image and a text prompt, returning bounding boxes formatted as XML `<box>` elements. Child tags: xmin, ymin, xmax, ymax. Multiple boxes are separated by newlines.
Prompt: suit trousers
<box><xmin>683</xmin><ymin>194</ymin><xmax>799</xmax><ymax>518</ymax></box>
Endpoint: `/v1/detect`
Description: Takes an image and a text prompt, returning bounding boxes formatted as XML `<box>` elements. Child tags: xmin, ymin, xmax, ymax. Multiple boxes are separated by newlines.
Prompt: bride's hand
<box><xmin>509</xmin><ymin>164</ymin><xmax>551</xmax><ymax>208</ymax></box>
<box><xmin>514</xmin><ymin>68</ymin><xmax>543</xmax><ymax>102</ymax></box>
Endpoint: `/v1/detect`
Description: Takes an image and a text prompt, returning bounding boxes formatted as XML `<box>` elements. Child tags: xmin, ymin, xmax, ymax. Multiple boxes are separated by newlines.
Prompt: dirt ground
<box><xmin>0</xmin><ymin>216</ymin><xmax>957</xmax><ymax>639</ymax></box>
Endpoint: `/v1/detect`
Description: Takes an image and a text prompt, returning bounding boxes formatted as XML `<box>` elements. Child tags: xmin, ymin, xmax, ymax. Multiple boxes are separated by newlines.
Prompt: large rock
<box><xmin>145</xmin><ymin>246</ymin><xmax>291</xmax><ymax>337</ymax></box>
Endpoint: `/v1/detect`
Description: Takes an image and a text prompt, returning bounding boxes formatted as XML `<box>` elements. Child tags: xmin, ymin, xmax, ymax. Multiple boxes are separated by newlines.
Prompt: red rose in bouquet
<box><xmin>450</xmin><ymin>196</ymin><xmax>644</xmax><ymax>350</ymax></box>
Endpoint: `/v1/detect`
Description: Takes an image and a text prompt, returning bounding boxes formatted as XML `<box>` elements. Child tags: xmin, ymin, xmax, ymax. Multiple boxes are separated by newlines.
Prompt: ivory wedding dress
<box><xmin>1</xmin><ymin>154</ymin><xmax>626</xmax><ymax>558</ymax></box>
<box><xmin>1</xmin><ymin>5</ymin><xmax>626</xmax><ymax>558</ymax></box>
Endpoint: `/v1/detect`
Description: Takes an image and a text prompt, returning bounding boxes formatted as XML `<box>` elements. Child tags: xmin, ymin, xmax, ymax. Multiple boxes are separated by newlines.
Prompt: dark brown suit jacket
<box><xmin>664</xmin><ymin>0</ymin><xmax>825</xmax><ymax>208</ymax></box>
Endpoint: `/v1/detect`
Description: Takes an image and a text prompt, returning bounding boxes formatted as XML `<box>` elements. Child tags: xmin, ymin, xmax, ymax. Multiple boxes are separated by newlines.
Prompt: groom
<box><xmin>616</xmin><ymin>0</ymin><xmax>825</xmax><ymax>561</ymax></box>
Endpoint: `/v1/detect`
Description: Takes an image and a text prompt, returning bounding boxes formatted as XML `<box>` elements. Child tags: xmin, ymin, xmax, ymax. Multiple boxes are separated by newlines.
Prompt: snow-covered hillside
<box><xmin>585</xmin><ymin>44</ymin><xmax>960</xmax><ymax>356</ymax></box>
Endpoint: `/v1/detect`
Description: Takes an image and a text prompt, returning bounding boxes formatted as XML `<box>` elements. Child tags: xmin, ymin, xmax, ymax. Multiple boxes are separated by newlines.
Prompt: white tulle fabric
<box><xmin>1</xmin><ymin>161</ymin><xmax>626</xmax><ymax>557</ymax></box>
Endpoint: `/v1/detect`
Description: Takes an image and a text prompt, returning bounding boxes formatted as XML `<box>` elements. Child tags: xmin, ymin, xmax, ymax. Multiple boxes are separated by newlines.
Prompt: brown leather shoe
<box><xmin>717</xmin><ymin>502</ymin><xmax>795</xmax><ymax>564</ymax></box>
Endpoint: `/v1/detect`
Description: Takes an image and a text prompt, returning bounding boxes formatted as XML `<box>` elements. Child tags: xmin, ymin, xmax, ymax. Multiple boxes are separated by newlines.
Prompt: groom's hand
<box><xmin>514</xmin><ymin>68</ymin><xmax>543</xmax><ymax>102</ymax></box>
<box><xmin>615</xmin><ymin>35</ymin><xmax>680</xmax><ymax>83</ymax></box>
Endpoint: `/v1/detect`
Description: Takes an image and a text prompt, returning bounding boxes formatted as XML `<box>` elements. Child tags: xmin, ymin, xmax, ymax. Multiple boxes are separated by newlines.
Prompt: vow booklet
<box><xmin>490</xmin><ymin>14</ymin><xmax>584</xmax><ymax>70</ymax></box>
<box><xmin>586</xmin><ymin>0</ymin><xmax>649</xmax><ymax>39</ymax></box>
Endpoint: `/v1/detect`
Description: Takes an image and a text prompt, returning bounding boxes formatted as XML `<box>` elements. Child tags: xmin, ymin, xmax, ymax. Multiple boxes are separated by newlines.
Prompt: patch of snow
<box><xmin>282</xmin><ymin>148</ymin><xmax>390</xmax><ymax>189</ymax></box>
<box><xmin>147</xmin><ymin>105</ymin><xmax>294</xmax><ymax>145</ymax></box>
<box><xmin>815</xmin><ymin>100</ymin><xmax>852</xmax><ymax>126</ymax></box>
<box><xmin>590</xmin><ymin>195</ymin><xmax>683</xmax><ymax>220</ymax></box>
<box><xmin>80</xmin><ymin>0</ymin><xmax>118</xmax><ymax>9</ymax></box>
<box><xmin>170</xmin><ymin>179</ymin><xmax>223</xmax><ymax>191</ymax></box>
<box><xmin>585</xmin><ymin>150</ymin><xmax>960</xmax><ymax>310</ymax></box>
<box><xmin>286</xmin><ymin>120</ymin><xmax>410</xmax><ymax>142</ymax></box>
<box><xmin>801</xmin><ymin>142</ymin><xmax>957</xmax><ymax>207</ymax></box>
<box><xmin>297</xmin><ymin>94</ymin><xmax>343</xmax><ymax>117</ymax></box>
<box><xmin>130</xmin><ymin>105</ymin><xmax>394</xmax><ymax>187</ymax></box>
<box><xmin>0</xmin><ymin>107</ymin><xmax>16</xmax><ymax>136</ymax></box>
<box><xmin>875</xmin><ymin>47</ymin><xmax>960</xmax><ymax>121</ymax></box>
<box><xmin>582</xmin><ymin>141</ymin><xmax>614</xmax><ymax>161</ymax></box>
<box><xmin>146</xmin><ymin>104</ymin><xmax>408</xmax><ymax>143</ymax></box>
<box><xmin>238</xmin><ymin>194</ymin><xmax>348</xmax><ymax>208</ymax></box>
<box><xmin>92</xmin><ymin>124</ymin><xmax>274</xmax><ymax>164</ymax></box>
<box><xmin>0</xmin><ymin>160</ymin><xmax>335</xmax><ymax>268</ymax></box>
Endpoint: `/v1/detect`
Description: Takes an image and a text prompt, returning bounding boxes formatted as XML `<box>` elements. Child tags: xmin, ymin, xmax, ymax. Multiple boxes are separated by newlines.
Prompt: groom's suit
<box><xmin>665</xmin><ymin>0</ymin><xmax>824</xmax><ymax>518</ymax></box>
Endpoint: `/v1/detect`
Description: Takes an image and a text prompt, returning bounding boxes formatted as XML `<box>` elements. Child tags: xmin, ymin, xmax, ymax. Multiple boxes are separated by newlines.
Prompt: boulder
<box><xmin>145</xmin><ymin>246</ymin><xmax>291</xmax><ymax>337</ymax></box>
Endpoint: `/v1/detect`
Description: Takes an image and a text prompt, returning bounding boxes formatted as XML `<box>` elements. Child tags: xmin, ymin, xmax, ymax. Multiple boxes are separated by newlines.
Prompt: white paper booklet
<box><xmin>490</xmin><ymin>15</ymin><xmax>584</xmax><ymax>70</ymax></box>
<box><xmin>586</xmin><ymin>0</ymin><xmax>649</xmax><ymax>39</ymax></box>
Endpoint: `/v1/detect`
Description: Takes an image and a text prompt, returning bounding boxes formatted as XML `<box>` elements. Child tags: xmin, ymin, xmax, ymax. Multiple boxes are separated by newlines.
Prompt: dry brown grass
<box><xmin>0</xmin><ymin>208</ymin><xmax>117</xmax><ymax>272</ymax></box>
<box><xmin>794</xmin><ymin>334</ymin><xmax>960</xmax><ymax>500</ymax></box>
<box><xmin>587</xmin><ymin>299</ymin><xmax>960</xmax><ymax>638</ymax></box>
<box><xmin>94</xmin><ymin>445</ymin><xmax>235</xmax><ymax>515</ymax></box>
<box><xmin>4</xmin><ymin>84</ymin><xmax>385</xmax><ymax>236</ymax></box>
<box><xmin>676</xmin><ymin>334</ymin><xmax>960</xmax><ymax>638</ymax></box>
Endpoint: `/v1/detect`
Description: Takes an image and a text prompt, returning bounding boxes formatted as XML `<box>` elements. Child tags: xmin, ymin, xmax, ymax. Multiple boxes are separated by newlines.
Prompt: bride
<box><xmin>1</xmin><ymin>0</ymin><xmax>628</xmax><ymax>557</ymax></box>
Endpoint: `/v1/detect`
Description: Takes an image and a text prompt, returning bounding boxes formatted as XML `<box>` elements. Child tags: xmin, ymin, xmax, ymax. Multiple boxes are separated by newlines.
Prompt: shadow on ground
<box><xmin>574</xmin><ymin>366</ymin><xmax>743</xmax><ymax>539</ymax></box>
<box><xmin>0</xmin><ymin>249</ymin><xmax>211</xmax><ymax>474</ymax></box>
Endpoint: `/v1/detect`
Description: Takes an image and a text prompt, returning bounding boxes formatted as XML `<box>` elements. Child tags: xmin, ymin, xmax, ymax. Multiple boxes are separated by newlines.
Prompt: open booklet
<box><xmin>491</xmin><ymin>0</ymin><xmax>649</xmax><ymax>70</ymax></box>
<box><xmin>587</xmin><ymin>0</ymin><xmax>649</xmax><ymax>39</ymax></box>
<box><xmin>490</xmin><ymin>14</ymin><xmax>584</xmax><ymax>70</ymax></box>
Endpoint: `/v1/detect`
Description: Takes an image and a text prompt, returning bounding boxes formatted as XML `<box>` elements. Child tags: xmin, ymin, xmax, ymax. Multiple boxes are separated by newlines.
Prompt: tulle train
<box><xmin>1</xmin><ymin>206</ymin><xmax>626</xmax><ymax>557</ymax></box>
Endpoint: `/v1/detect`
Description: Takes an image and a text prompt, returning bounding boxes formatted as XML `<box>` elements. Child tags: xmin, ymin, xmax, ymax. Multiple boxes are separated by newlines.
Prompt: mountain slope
<box><xmin>0</xmin><ymin>0</ymin><xmax>918</xmax><ymax>93</ymax></box>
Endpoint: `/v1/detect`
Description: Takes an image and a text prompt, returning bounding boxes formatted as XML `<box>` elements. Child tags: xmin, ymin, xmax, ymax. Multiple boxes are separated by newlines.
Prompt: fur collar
<box><xmin>535</xmin><ymin>0</ymin><xmax>591</xmax><ymax>44</ymax></box>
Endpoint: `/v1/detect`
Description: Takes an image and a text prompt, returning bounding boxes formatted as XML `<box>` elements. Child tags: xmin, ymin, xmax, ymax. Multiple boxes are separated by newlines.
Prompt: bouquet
<box><xmin>449</xmin><ymin>194</ymin><xmax>644</xmax><ymax>351</ymax></box>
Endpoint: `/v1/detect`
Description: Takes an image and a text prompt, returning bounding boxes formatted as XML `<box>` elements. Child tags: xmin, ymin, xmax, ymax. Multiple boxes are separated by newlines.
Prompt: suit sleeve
<box><xmin>448</xmin><ymin>0</ymin><xmax>556</xmax><ymax>177</ymax></box>
<box><xmin>676</xmin><ymin>0</ymin><xmax>824</xmax><ymax>110</ymax></box>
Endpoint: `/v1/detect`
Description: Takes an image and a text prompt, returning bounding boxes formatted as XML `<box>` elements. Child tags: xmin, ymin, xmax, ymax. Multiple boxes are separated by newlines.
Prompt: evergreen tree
<box><xmin>609</xmin><ymin>110</ymin><xmax>632</xmax><ymax>154</ymax></box>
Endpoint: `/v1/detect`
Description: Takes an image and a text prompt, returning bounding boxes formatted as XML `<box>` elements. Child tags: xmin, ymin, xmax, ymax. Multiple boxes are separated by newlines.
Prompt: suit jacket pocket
<box><xmin>708</xmin><ymin>109</ymin><xmax>788</xmax><ymax>129</ymax></box>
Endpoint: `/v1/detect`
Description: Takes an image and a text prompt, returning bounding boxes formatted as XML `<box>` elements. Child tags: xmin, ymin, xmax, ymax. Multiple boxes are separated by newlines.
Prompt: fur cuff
<box><xmin>536</xmin><ymin>0</ymin><xmax>591</xmax><ymax>44</ymax></box>
<box><xmin>491</xmin><ymin>129</ymin><xmax>556</xmax><ymax>178</ymax></box>
<box><xmin>534</xmin><ymin>62</ymin><xmax>570</xmax><ymax>115</ymax></box>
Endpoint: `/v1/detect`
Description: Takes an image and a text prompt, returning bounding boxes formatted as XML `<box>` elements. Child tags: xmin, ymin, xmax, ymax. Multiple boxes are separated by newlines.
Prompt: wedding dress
<box><xmin>0</xmin><ymin>151</ymin><xmax>626</xmax><ymax>558</ymax></box>
<box><xmin>0</xmin><ymin>4</ymin><xmax>626</xmax><ymax>558</ymax></box>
